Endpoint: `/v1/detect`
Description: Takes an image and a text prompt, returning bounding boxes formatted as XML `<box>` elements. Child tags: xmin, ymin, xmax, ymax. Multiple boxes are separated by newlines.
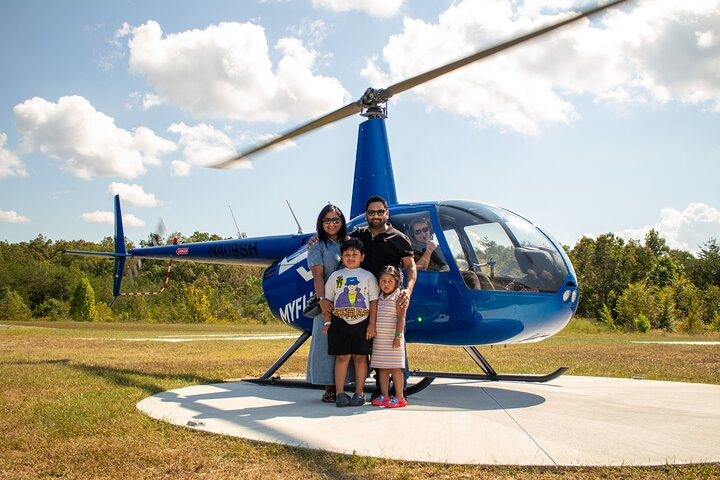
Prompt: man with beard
<box><xmin>350</xmin><ymin>196</ymin><xmax>417</xmax><ymax>306</ymax></box>
<box><xmin>350</xmin><ymin>196</ymin><xmax>416</xmax><ymax>398</ymax></box>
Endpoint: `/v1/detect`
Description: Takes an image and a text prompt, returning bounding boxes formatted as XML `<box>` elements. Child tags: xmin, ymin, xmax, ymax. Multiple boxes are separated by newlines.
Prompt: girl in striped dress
<box><xmin>370</xmin><ymin>266</ymin><xmax>407</xmax><ymax>408</ymax></box>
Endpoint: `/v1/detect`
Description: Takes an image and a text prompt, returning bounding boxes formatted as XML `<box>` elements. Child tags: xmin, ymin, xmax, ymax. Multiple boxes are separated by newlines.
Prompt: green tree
<box><xmin>69</xmin><ymin>278</ymin><xmax>98</xmax><ymax>322</ymax></box>
<box><xmin>184</xmin><ymin>285</ymin><xmax>216</xmax><ymax>323</ymax></box>
<box><xmin>655</xmin><ymin>287</ymin><xmax>677</xmax><ymax>331</ymax></box>
<box><xmin>691</xmin><ymin>238</ymin><xmax>720</xmax><ymax>288</ymax></box>
<box><xmin>616</xmin><ymin>282</ymin><xmax>657</xmax><ymax>330</ymax></box>
<box><xmin>0</xmin><ymin>288</ymin><xmax>31</xmax><ymax>321</ymax></box>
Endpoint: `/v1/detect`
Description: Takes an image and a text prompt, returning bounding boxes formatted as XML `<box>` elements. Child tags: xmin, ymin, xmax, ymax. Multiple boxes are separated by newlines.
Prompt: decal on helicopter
<box><xmin>208</xmin><ymin>242</ymin><xmax>259</xmax><ymax>258</ymax></box>
<box><xmin>278</xmin><ymin>293</ymin><xmax>313</xmax><ymax>324</ymax></box>
<box><xmin>278</xmin><ymin>250</ymin><xmax>313</xmax><ymax>282</ymax></box>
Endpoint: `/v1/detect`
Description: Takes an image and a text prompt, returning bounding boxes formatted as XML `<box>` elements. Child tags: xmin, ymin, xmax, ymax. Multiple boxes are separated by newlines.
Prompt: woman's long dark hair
<box><xmin>316</xmin><ymin>204</ymin><xmax>347</xmax><ymax>243</ymax></box>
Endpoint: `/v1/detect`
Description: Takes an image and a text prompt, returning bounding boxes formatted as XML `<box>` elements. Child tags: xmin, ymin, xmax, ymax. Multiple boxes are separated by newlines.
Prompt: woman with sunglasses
<box><xmin>306</xmin><ymin>204</ymin><xmax>353</xmax><ymax>402</ymax></box>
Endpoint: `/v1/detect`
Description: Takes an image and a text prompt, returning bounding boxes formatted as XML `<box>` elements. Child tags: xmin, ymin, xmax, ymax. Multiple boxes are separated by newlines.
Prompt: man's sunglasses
<box><xmin>414</xmin><ymin>226</ymin><xmax>430</xmax><ymax>235</ymax></box>
<box><xmin>366</xmin><ymin>209</ymin><xmax>387</xmax><ymax>217</ymax></box>
<box><xmin>322</xmin><ymin>217</ymin><xmax>342</xmax><ymax>225</ymax></box>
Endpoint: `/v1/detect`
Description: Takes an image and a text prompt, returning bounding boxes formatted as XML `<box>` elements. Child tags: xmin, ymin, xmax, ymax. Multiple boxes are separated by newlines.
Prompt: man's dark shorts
<box><xmin>327</xmin><ymin>315</ymin><xmax>372</xmax><ymax>355</ymax></box>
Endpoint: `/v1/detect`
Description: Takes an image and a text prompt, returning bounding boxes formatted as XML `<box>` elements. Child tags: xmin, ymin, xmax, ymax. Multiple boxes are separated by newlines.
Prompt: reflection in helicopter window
<box><xmin>438</xmin><ymin>201</ymin><xmax>568</xmax><ymax>293</ymax></box>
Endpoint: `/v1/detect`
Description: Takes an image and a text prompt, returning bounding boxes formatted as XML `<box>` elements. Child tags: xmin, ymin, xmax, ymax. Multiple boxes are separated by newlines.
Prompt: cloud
<box><xmin>108</xmin><ymin>183</ymin><xmax>158</xmax><ymax>207</ymax></box>
<box><xmin>311</xmin><ymin>0</ymin><xmax>404</xmax><ymax>17</ymax></box>
<box><xmin>13</xmin><ymin>96</ymin><xmax>176</xmax><ymax>180</ymax></box>
<box><xmin>81</xmin><ymin>210</ymin><xmax>145</xmax><ymax>227</ymax></box>
<box><xmin>0</xmin><ymin>133</ymin><xmax>27</xmax><ymax>179</ymax></box>
<box><xmin>362</xmin><ymin>0</ymin><xmax>720</xmax><ymax>135</ymax></box>
<box><xmin>616</xmin><ymin>203</ymin><xmax>720</xmax><ymax>253</ymax></box>
<box><xmin>0</xmin><ymin>209</ymin><xmax>30</xmax><ymax>223</ymax></box>
<box><xmin>123</xmin><ymin>21</ymin><xmax>351</xmax><ymax>122</ymax></box>
<box><xmin>167</xmin><ymin>122</ymin><xmax>245</xmax><ymax>175</ymax></box>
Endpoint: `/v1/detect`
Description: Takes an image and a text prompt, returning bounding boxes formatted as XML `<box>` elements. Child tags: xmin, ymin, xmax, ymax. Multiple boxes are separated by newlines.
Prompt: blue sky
<box><xmin>1</xmin><ymin>0</ymin><xmax>719</xmax><ymax>252</ymax></box>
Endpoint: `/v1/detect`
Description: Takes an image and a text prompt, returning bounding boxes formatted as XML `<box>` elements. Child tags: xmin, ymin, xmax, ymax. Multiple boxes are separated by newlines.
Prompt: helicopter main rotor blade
<box><xmin>384</xmin><ymin>0</ymin><xmax>628</xmax><ymax>98</ymax></box>
<box><xmin>211</xmin><ymin>101</ymin><xmax>362</xmax><ymax>169</ymax></box>
<box><xmin>212</xmin><ymin>0</ymin><xmax>628</xmax><ymax>169</ymax></box>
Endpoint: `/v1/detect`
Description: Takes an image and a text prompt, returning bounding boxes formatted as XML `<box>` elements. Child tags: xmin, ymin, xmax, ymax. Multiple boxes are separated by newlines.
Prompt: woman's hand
<box><xmin>320</xmin><ymin>298</ymin><xmax>333</xmax><ymax>316</ymax></box>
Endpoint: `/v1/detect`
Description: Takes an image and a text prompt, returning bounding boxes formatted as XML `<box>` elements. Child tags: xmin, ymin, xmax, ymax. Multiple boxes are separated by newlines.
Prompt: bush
<box><xmin>616</xmin><ymin>282</ymin><xmax>657</xmax><ymax>329</ymax></box>
<box><xmin>634</xmin><ymin>314</ymin><xmax>650</xmax><ymax>333</ymax></box>
<box><xmin>598</xmin><ymin>304</ymin><xmax>616</xmax><ymax>330</ymax></box>
<box><xmin>69</xmin><ymin>278</ymin><xmax>97</xmax><ymax>322</ymax></box>
<box><xmin>33</xmin><ymin>298</ymin><xmax>69</xmax><ymax>321</ymax></box>
<box><xmin>0</xmin><ymin>288</ymin><xmax>31</xmax><ymax>321</ymax></box>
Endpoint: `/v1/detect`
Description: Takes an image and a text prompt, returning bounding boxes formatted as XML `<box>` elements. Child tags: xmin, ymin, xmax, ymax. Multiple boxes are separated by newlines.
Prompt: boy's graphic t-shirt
<box><xmin>324</xmin><ymin>267</ymin><xmax>379</xmax><ymax>325</ymax></box>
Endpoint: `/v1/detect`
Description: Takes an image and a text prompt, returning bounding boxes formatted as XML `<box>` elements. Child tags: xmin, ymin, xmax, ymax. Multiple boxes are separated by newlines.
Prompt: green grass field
<box><xmin>1</xmin><ymin>318</ymin><xmax>719</xmax><ymax>479</ymax></box>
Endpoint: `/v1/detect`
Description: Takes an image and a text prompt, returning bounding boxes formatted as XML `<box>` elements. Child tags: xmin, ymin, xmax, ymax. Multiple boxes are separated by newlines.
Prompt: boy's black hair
<box><xmin>365</xmin><ymin>195</ymin><xmax>388</xmax><ymax>211</ymax></box>
<box><xmin>340</xmin><ymin>237</ymin><xmax>365</xmax><ymax>255</ymax></box>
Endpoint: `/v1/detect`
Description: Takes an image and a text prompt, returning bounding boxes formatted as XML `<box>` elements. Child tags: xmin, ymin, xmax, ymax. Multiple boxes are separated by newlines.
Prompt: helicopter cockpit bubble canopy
<box><xmin>436</xmin><ymin>200</ymin><xmax>571</xmax><ymax>293</ymax></box>
<box><xmin>383</xmin><ymin>200</ymin><xmax>578</xmax><ymax>346</ymax></box>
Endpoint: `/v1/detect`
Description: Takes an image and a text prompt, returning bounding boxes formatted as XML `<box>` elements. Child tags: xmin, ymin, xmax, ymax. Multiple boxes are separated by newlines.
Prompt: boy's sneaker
<box><xmin>371</xmin><ymin>395</ymin><xmax>386</xmax><ymax>407</ymax></box>
<box><xmin>349</xmin><ymin>393</ymin><xmax>365</xmax><ymax>407</ymax></box>
<box><xmin>335</xmin><ymin>392</ymin><xmax>351</xmax><ymax>407</ymax></box>
<box><xmin>384</xmin><ymin>396</ymin><xmax>407</xmax><ymax>408</ymax></box>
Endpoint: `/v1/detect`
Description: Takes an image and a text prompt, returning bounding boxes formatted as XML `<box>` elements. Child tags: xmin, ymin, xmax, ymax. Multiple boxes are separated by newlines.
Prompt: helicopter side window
<box><xmin>388</xmin><ymin>212</ymin><xmax>449</xmax><ymax>272</ymax></box>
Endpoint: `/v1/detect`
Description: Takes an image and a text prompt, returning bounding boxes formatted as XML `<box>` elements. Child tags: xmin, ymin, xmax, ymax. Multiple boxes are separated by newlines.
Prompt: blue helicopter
<box><xmin>65</xmin><ymin>1</ymin><xmax>626</xmax><ymax>394</ymax></box>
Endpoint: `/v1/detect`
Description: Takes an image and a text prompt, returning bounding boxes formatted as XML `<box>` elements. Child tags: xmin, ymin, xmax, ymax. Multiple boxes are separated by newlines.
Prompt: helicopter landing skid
<box><xmin>411</xmin><ymin>346</ymin><xmax>568</xmax><ymax>383</ymax></box>
<box><xmin>244</xmin><ymin>331</ymin><xmax>435</xmax><ymax>396</ymax></box>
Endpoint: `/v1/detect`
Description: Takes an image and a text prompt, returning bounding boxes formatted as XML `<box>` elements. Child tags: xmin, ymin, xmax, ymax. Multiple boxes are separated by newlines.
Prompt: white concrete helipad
<box><xmin>137</xmin><ymin>376</ymin><xmax>720</xmax><ymax>466</ymax></box>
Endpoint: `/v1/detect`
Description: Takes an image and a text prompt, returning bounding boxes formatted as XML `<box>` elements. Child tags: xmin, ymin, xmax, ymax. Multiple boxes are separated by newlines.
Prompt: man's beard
<box><xmin>370</xmin><ymin>218</ymin><xmax>384</xmax><ymax>227</ymax></box>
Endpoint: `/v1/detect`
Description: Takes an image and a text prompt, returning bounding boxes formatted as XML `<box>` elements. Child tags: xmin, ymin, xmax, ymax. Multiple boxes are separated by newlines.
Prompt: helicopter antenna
<box><xmin>228</xmin><ymin>205</ymin><xmax>244</xmax><ymax>239</ymax></box>
<box><xmin>286</xmin><ymin>200</ymin><xmax>303</xmax><ymax>234</ymax></box>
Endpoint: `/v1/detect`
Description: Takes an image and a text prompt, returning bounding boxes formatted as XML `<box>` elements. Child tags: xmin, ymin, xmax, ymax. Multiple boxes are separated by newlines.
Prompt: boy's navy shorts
<box><xmin>327</xmin><ymin>315</ymin><xmax>371</xmax><ymax>356</ymax></box>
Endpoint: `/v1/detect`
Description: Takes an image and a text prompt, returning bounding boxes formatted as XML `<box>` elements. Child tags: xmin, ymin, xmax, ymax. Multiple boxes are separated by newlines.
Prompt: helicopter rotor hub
<box><xmin>358</xmin><ymin>87</ymin><xmax>391</xmax><ymax>118</ymax></box>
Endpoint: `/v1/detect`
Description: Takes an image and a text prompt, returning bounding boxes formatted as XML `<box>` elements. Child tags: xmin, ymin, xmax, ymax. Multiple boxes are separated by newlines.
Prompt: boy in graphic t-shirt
<box><xmin>320</xmin><ymin>238</ymin><xmax>379</xmax><ymax>407</ymax></box>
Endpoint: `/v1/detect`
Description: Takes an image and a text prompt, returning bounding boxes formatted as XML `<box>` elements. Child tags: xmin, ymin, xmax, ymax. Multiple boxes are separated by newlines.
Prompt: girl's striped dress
<box><xmin>370</xmin><ymin>290</ymin><xmax>405</xmax><ymax>369</ymax></box>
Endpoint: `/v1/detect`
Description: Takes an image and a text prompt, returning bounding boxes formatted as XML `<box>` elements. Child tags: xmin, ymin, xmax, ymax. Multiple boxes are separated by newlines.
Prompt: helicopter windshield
<box><xmin>438</xmin><ymin>201</ymin><xmax>568</xmax><ymax>293</ymax></box>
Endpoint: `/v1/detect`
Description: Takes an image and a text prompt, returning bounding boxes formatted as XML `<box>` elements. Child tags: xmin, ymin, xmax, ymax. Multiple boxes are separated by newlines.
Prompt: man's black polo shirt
<box><xmin>350</xmin><ymin>224</ymin><xmax>413</xmax><ymax>277</ymax></box>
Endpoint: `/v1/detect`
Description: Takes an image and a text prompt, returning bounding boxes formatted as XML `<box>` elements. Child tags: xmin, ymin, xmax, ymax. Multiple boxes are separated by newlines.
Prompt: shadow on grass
<box><xmin>71</xmin><ymin>363</ymin><xmax>222</xmax><ymax>395</ymax></box>
<box><xmin>1</xmin><ymin>358</ymin><xmax>220</xmax><ymax>396</ymax></box>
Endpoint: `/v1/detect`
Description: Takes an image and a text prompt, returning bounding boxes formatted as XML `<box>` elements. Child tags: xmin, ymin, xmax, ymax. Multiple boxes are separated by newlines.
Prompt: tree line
<box><xmin>0</xmin><ymin>232</ymin><xmax>274</xmax><ymax>324</ymax></box>
<box><xmin>1</xmin><ymin>230</ymin><xmax>719</xmax><ymax>332</ymax></box>
<box><xmin>566</xmin><ymin>230</ymin><xmax>720</xmax><ymax>332</ymax></box>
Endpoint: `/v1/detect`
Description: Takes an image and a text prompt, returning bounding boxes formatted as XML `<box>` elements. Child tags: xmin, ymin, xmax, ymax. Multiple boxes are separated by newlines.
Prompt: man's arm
<box><xmin>399</xmin><ymin>255</ymin><xmax>417</xmax><ymax>309</ymax></box>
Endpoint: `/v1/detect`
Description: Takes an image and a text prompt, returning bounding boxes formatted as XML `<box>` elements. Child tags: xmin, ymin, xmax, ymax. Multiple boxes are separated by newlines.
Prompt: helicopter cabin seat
<box><xmin>456</xmin><ymin>259</ymin><xmax>494</xmax><ymax>291</ymax></box>
<box><xmin>514</xmin><ymin>247</ymin><xmax>558</xmax><ymax>291</ymax></box>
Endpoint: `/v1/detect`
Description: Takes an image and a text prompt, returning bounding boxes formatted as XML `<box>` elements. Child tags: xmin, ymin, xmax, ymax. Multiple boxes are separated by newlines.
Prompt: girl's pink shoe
<box><xmin>384</xmin><ymin>396</ymin><xmax>407</xmax><ymax>408</ymax></box>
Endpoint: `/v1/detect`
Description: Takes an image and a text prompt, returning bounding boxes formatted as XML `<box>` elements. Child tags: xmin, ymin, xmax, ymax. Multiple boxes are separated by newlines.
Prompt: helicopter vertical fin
<box><xmin>350</xmin><ymin>117</ymin><xmax>398</xmax><ymax>219</ymax></box>
<box><xmin>112</xmin><ymin>194</ymin><xmax>127</xmax><ymax>298</ymax></box>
